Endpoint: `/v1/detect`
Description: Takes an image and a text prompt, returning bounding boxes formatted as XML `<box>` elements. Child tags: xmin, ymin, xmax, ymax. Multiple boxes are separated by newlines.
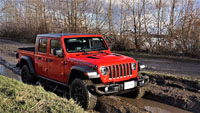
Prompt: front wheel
<box><xmin>70</xmin><ymin>79</ymin><xmax>97</xmax><ymax>110</ymax></box>
<box><xmin>21</xmin><ymin>65</ymin><xmax>37</xmax><ymax>84</ymax></box>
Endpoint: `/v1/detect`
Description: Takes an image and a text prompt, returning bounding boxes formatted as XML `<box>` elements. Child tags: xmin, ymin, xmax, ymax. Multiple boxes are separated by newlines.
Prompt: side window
<box><xmin>50</xmin><ymin>39</ymin><xmax>62</xmax><ymax>55</ymax></box>
<box><xmin>38</xmin><ymin>38</ymin><xmax>48</xmax><ymax>53</ymax></box>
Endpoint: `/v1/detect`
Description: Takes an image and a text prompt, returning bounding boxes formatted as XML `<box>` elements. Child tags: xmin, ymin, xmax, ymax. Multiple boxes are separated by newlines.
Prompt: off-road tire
<box><xmin>70</xmin><ymin>79</ymin><xmax>97</xmax><ymax>110</ymax></box>
<box><xmin>132</xmin><ymin>87</ymin><xmax>145</xmax><ymax>99</ymax></box>
<box><xmin>21</xmin><ymin>65</ymin><xmax>37</xmax><ymax>84</ymax></box>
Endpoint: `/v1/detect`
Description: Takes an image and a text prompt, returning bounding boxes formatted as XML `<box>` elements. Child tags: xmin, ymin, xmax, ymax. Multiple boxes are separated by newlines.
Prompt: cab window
<box><xmin>38</xmin><ymin>38</ymin><xmax>48</xmax><ymax>53</ymax></box>
<box><xmin>50</xmin><ymin>39</ymin><xmax>62</xmax><ymax>55</ymax></box>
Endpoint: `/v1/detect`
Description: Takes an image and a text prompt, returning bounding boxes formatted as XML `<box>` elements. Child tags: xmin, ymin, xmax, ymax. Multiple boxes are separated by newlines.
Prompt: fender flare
<box><xmin>70</xmin><ymin>65</ymin><xmax>91</xmax><ymax>73</ymax></box>
<box><xmin>20</xmin><ymin>56</ymin><xmax>35</xmax><ymax>74</ymax></box>
<box><xmin>68</xmin><ymin>65</ymin><xmax>99</xmax><ymax>83</ymax></box>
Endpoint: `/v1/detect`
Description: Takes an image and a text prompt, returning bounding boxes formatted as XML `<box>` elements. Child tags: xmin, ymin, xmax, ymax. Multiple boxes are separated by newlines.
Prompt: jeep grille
<box><xmin>108</xmin><ymin>63</ymin><xmax>133</xmax><ymax>80</ymax></box>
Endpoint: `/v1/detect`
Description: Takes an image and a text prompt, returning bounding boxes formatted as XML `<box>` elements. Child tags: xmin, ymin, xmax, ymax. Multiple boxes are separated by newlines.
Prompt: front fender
<box><xmin>20</xmin><ymin>56</ymin><xmax>35</xmax><ymax>74</ymax></box>
<box><xmin>69</xmin><ymin>65</ymin><xmax>100</xmax><ymax>79</ymax></box>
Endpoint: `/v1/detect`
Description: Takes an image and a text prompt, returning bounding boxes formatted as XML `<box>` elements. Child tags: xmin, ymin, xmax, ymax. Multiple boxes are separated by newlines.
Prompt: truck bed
<box><xmin>18</xmin><ymin>47</ymin><xmax>35</xmax><ymax>62</ymax></box>
<box><xmin>18</xmin><ymin>47</ymin><xmax>35</xmax><ymax>52</ymax></box>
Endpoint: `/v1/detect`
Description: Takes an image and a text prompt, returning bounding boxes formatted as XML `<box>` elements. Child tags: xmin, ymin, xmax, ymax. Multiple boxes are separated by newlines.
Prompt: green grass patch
<box><xmin>0</xmin><ymin>75</ymin><xmax>86</xmax><ymax>113</ymax></box>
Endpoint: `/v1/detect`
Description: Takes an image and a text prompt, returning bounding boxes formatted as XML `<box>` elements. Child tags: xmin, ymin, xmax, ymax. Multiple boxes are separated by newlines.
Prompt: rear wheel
<box><xmin>70</xmin><ymin>79</ymin><xmax>97</xmax><ymax>110</ymax></box>
<box><xmin>132</xmin><ymin>87</ymin><xmax>145</xmax><ymax>99</ymax></box>
<box><xmin>21</xmin><ymin>65</ymin><xmax>37</xmax><ymax>84</ymax></box>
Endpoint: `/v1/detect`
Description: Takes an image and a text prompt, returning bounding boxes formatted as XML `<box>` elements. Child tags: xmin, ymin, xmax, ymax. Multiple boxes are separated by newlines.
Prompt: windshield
<box><xmin>64</xmin><ymin>37</ymin><xmax>108</xmax><ymax>53</ymax></box>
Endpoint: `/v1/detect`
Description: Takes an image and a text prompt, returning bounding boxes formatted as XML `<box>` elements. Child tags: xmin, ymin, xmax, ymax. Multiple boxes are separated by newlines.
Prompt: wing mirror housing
<box><xmin>53</xmin><ymin>48</ymin><xmax>64</xmax><ymax>58</ymax></box>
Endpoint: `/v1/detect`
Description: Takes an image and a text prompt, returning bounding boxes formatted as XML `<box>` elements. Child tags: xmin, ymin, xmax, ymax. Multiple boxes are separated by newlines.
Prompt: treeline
<box><xmin>0</xmin><ymin>0</ymin><xmax>200</xmax><ymax>57</ymax></box>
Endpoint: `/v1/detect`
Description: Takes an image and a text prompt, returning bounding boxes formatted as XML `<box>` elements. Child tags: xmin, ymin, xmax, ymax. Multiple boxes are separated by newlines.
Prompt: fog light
<box><xmin>105</xmin><ymin>87</ymin><xmax>108</xmax><ymax>92</ymax></box>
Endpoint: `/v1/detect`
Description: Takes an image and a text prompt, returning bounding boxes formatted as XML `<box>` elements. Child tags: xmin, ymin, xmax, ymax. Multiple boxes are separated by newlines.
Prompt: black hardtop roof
<box><xmin>37</xmin><ymin>33</ymin><xmax>99</xmax><ymax>38</ymax></box>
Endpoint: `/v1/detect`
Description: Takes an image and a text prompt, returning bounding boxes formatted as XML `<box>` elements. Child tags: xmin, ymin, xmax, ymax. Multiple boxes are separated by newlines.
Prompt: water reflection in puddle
<box><xmin>0</xmin><ymin>64</ymin><xmax>21</xmax><ymax>81</ymax></box>
<box><xmin>119</xmin><ymin>96</ymin><xmax>191</xmax><ymax>113</ymax></box>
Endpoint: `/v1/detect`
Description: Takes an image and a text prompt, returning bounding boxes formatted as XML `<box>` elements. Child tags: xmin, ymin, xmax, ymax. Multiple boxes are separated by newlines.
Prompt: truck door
<box><xmin>47</xmin><ymin>39</ymin><xmax>65</xmax><ymax>82</ymax></box>
<box><xmin>35</xmin><ymin>38</ymin><xmax>48</xmax><ymax>77</ymax></box>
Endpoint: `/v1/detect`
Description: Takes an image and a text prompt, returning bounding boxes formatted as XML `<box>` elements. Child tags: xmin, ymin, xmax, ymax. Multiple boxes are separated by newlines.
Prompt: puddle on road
<box><xmin>0</xmin><ymin>64</ymin><xmax>21</xmax><ymax>81</ymax></box>
<box><xmin>119</xmin><ymin>96</ymin><xmax>191</xmax><ymax>113</ymax></box>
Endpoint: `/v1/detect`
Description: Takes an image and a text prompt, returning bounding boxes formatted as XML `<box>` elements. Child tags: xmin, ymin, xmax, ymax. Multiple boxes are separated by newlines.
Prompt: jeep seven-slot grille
<box><xmin>109</xmin><ymin>63</ymin><xmax>133</xmax><ymax>79</ymax></box>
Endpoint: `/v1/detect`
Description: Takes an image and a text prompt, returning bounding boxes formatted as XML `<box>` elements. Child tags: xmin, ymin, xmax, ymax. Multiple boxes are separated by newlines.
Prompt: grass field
<box><xmin>0</xmin><ymin>75</ymin><xmax>86</xmax><ymax>113</ymax></box>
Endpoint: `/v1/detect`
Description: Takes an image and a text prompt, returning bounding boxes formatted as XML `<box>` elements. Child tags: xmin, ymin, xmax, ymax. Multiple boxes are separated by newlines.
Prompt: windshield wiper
<box><xmin>70</xmin><ymin>48</ymin><xmax>106</xmax><ymax>55</ymax></box>
<box><xmin>83</xmin><ymin>48</ymin><xmax>105</xmax><ymax>55</ymax></box>
<box><xmin>69</xmin><ymin>49</ymin><xmax>92</xmax><ymax>55</ymax></box>
<box><xmin>69</xmin><ymin>49</ymin><xmax>86</xmax><ymax>53</ymax></box>
<box><xmin>79</xmin><ymin>49</ymin><xmax>93</xmax><ymax>55</ymax></box>
<box><xmin>93</xmin><ymin>47</ymin><xmax>106</xmax><ymax>51</ymax></box>
<box><xmin>82</xmin><ymin>51</ymin><xmax>92</xmax><ymax>55</ymax></box>
<box><xmin>92</xmin><ymin>48</ymin><xmax>107</xmax><ymax>53</ymax></box>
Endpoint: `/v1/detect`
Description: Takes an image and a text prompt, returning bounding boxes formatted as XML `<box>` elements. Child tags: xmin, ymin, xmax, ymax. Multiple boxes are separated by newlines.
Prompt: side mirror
<box><xmin>53</xmin><ymin>48</ymin><xmax>64</xmax><ymax>58</ymax></box>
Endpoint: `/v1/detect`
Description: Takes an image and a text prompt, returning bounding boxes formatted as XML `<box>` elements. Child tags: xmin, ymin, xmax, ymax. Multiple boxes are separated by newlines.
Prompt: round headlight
<box><xmin>132</xmin><ymin>63</ymin><xmax>136</xmax><ymax>70</ymax></box>
<box><xmin>100</xmin><ymin>66</ymin><xmax>109</xmax><ymax>75</ymax></box>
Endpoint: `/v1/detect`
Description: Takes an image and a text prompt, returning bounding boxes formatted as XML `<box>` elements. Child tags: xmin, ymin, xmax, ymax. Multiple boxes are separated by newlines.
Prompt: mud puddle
<box><xmin>0</xmin><ymin>62</ymin><xmax>191</xmax><ymax>113</ymax></box>
<box><xmin>0</xmin><ymin>64</ymin><xmax>21</xmax><ymax>81</ymax></box>
<box><xmin>0</xmin><ymin>50</ymin><xmax>199</xmax><ymax>113</ymax></box>
<box><xmin>135</xmin><ymin>57</ymin><xmax>200</xmax><ymax>77</ymax></box>
<box><xmin>118</xmin><ymin>96</ymin><xmax>191</xmax><ymax>113</ymax></box>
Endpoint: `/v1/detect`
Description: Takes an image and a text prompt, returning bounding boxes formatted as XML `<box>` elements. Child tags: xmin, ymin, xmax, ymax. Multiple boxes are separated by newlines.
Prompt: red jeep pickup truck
<box><xmin>16</xmin><ymin>33</ymin><xmax>148</xmax><ymax>109</ymax></box>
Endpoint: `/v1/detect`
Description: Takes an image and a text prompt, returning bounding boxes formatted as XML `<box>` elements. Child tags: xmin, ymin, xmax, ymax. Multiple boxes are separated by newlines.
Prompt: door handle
<box><xmin>37</xmin><ymin>57</ymin><xmax>41</xmax><ymax>60</ymax></box>
<box><xmin>46</xmin><ymin>59</ymin><xmax>53</xmax><ymax>62</ymax></box>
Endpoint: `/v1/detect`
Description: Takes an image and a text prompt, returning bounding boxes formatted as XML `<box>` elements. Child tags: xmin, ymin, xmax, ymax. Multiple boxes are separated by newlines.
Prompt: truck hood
<box><xmin>68</xmin><ymin>53</ymin><xmax>136</xmax><ymax>67</ymax></box>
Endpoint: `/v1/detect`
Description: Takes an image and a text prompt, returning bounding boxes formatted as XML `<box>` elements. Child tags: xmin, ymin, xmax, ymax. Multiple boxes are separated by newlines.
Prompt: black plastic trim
<box><xmin>20</xmin><ymin>56</ymin><xmax>35</xmax><ymax>74</ymax></box>
<box><xmin>36</xmin><ymin>74</ymin><xmax>69</xmax><ymax>87</ymax></box>
<box><xmin>95</xmin><ymin>76</ymin><xmax>149</xmax><ymax>95</ymax></box>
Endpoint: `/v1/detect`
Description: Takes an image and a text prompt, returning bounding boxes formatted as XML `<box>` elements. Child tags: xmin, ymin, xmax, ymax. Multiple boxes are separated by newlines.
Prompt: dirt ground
<box><xmin>137</xmin><ymin>57</ymin><xmax>200</xmax><ymax>77</ymax></box>
<box><xmin>116</xmin><ymin>51</ymin><xmax>200</xmax><ymax>77</ymax></box>
<box><xmin>0</xmin><ymin>39</ymin><xmax>200</xmax><ymax>113</ymax></box>
<box><xmin>0</xmin><ymin>39</ymin><xmax>34</xmax><ymax>65</ymax></box>
<box><xmin>144</xmin><ymin>73</ymin><xmax>200</xmax><ymax>112</ymax></box>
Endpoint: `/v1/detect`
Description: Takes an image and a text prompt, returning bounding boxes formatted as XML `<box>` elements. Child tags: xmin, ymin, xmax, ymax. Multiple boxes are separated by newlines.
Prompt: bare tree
<box><xmin>0</xmin><ymin>0</ymin><xmax>199</xmax><ymax>57</ymax></box>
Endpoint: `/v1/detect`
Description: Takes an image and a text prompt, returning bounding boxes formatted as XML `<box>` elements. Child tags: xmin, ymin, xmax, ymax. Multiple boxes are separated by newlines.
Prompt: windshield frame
<box><xmin>64</xmin><ymin>37</ymin><xmax>109</xmax><ymax>53</ymax></box>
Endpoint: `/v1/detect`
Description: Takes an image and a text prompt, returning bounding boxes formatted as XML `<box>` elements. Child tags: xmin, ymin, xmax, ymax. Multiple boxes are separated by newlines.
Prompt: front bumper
<box><xmin>94</xmin><ymin>75</ymin><xmax>149</xmax><ymax>95</ymax></box>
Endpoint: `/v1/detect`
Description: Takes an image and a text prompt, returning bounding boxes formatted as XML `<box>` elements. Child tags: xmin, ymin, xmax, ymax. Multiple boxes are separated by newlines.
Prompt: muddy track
<box><xmin>1</xmin><ymin>39</ymin><xmax>200</xmax><ymax>113</ymax></box>
<box><xmin>1</xmin><ymin>56</ymin><xmax>199</xmax><ymax>113</ymax></box>
<box><xmin>0</xmin><ymin>58</ymin><xmax>20</xmax><ymax>75</ymax></box>
<box><xmin>117</xmin><ymin>51</ymin><xmax>200</xmax><ymax>77</ymax></box>
<box><xmin>95</xmin><ymin>96</ymin><xmax>148</xmax><ymax>113</ymax></box>
<box><xmin>144</xmin><ymin>74</ymin><xmax>200</xmax><ymax>113</ymax></box>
